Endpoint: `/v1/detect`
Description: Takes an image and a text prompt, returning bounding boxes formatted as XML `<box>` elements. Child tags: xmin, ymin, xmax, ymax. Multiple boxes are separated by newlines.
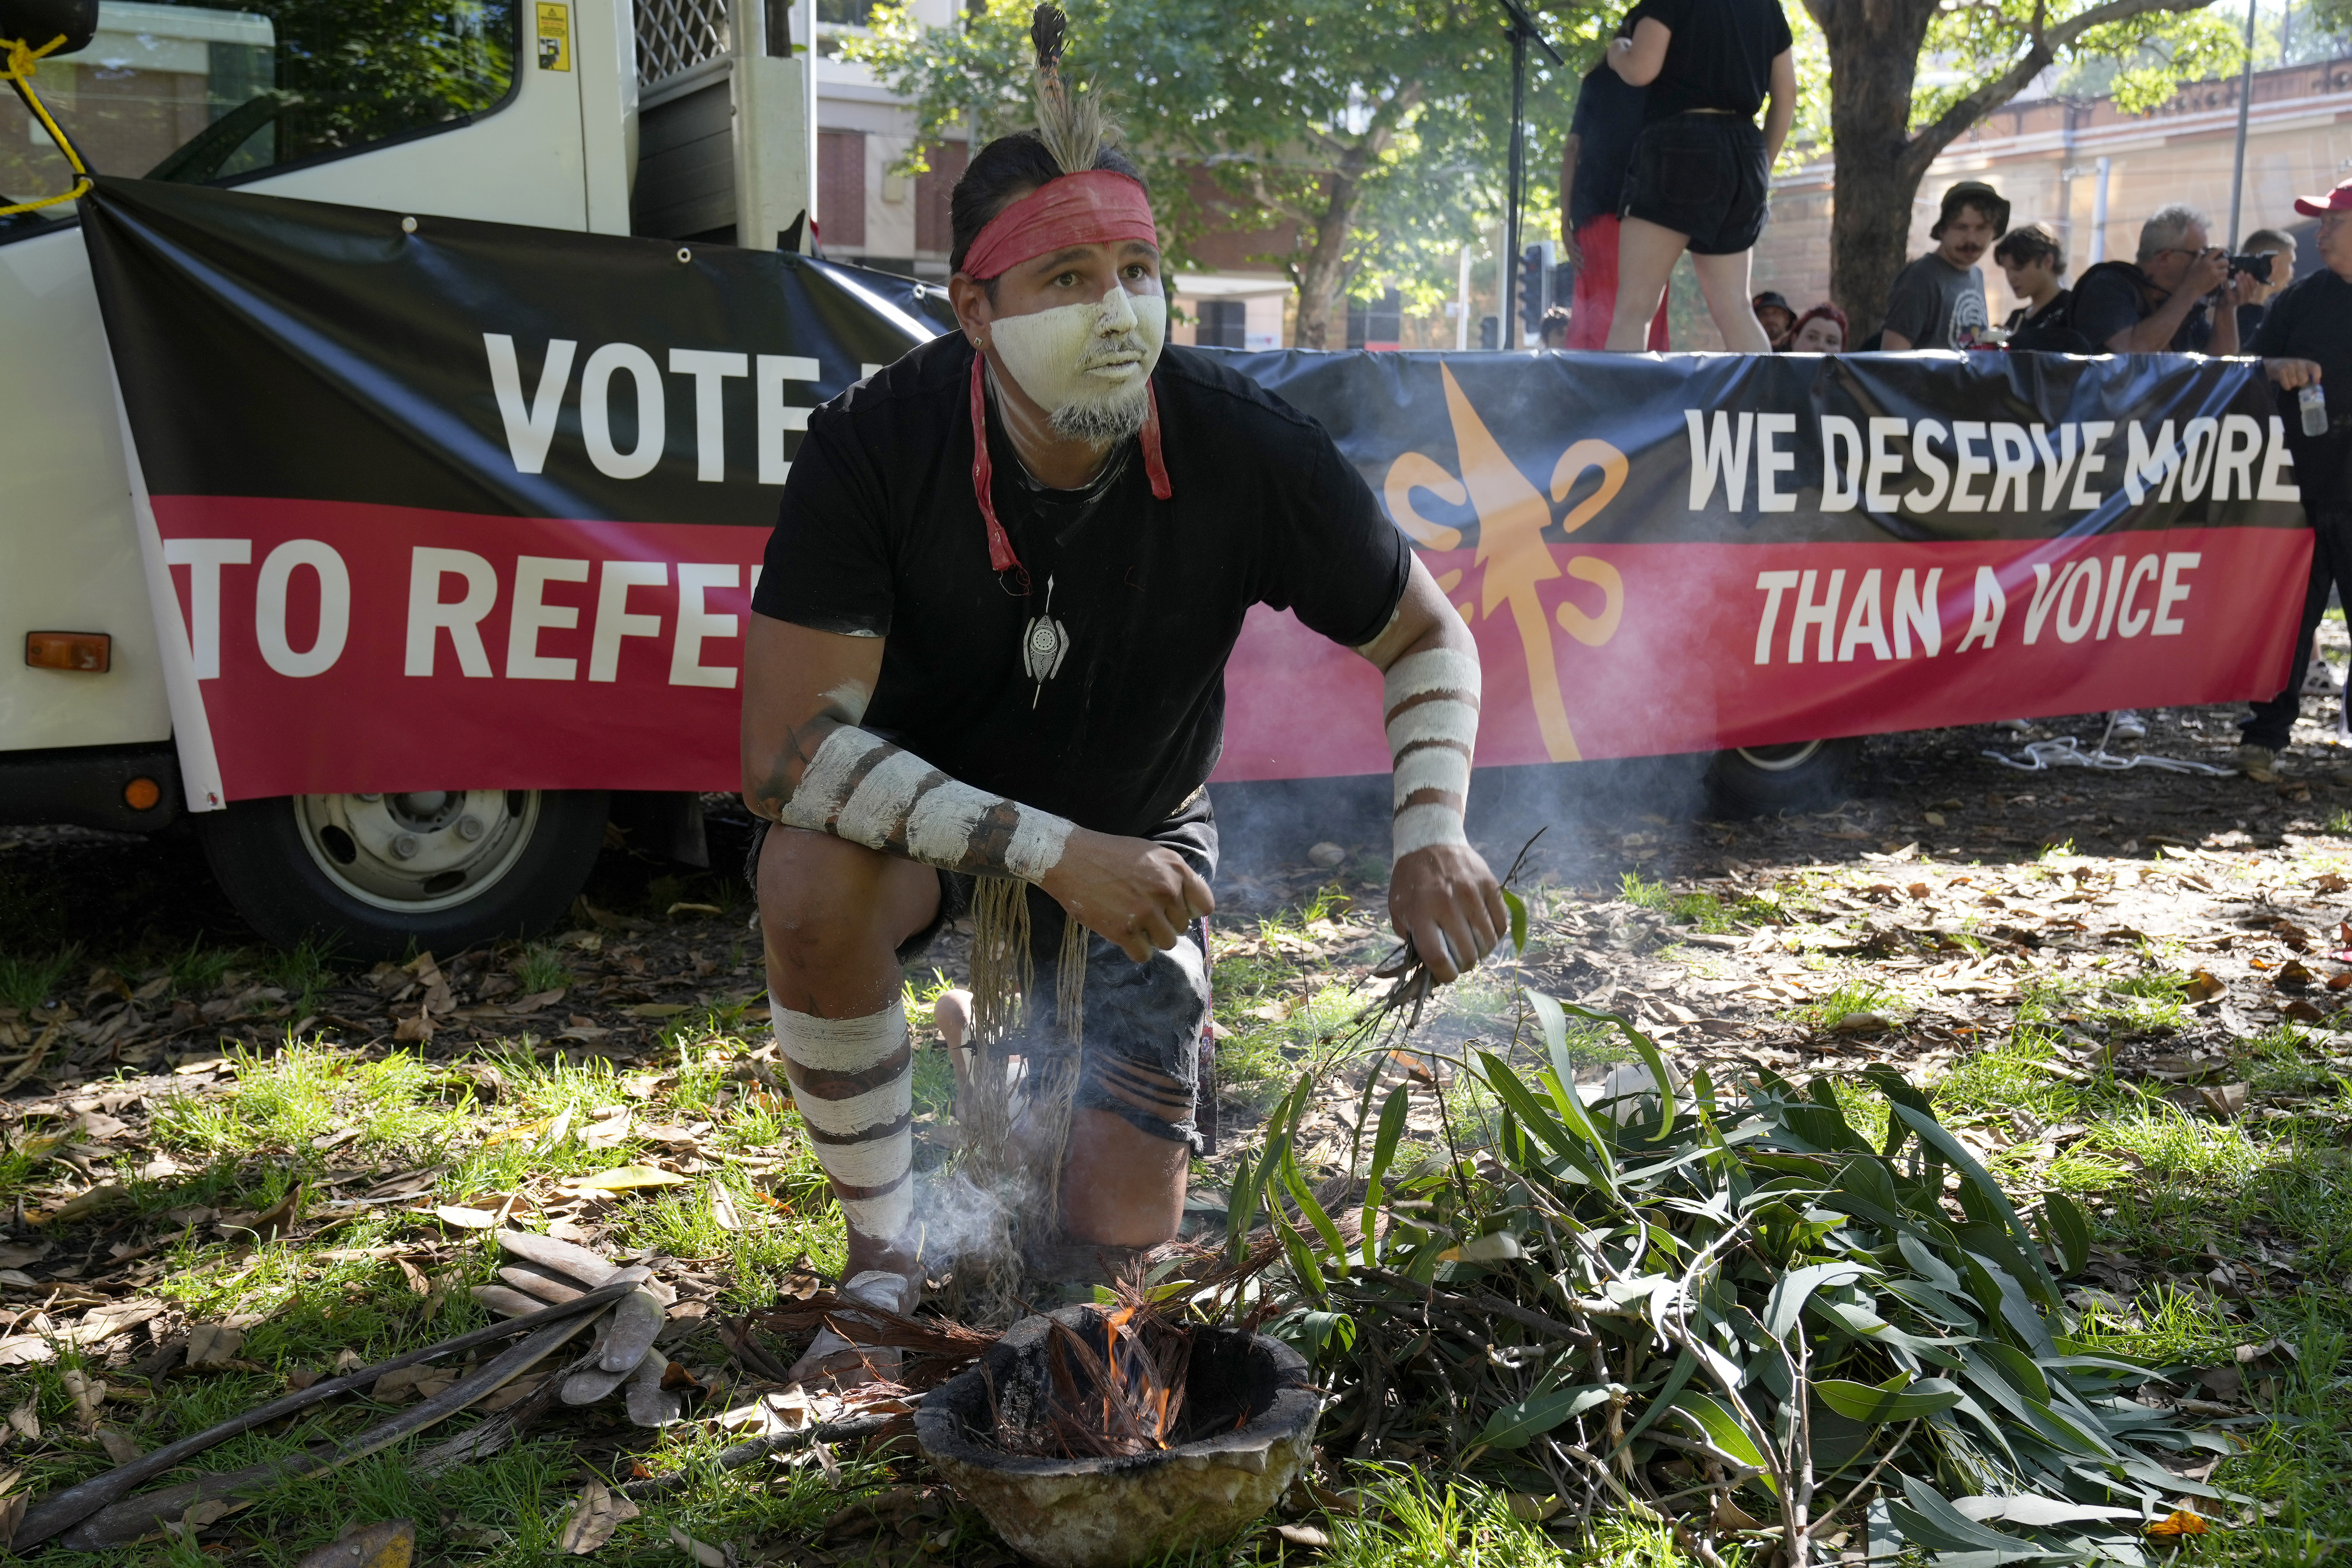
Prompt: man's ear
<box><xmin>947</xmin><ymin>274</ymin><xmax>993</xmax><ymax>341</ymax></box>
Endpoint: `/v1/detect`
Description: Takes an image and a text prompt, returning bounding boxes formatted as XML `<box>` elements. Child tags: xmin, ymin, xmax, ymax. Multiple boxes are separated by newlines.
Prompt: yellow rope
<box><xmin>2</xmin><ymin>34</ymin><xmax>95</xmax><ymax>219</ymax></box>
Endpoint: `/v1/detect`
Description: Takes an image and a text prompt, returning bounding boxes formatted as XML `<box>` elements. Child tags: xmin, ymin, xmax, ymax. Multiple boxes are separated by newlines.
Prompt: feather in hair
<box><xmin>1027</xmin><ymin>2</ymin><xmax>1107</xmax><ymax>177</ymax></box>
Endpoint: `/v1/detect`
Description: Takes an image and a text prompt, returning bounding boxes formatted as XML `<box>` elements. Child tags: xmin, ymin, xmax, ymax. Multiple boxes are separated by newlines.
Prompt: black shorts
<box><xmin>747</xmin><ymin>791</ymin><xmax>1218</xmax><ymax>1150</ymax></box>
<box><xmin>1621</xmin><ymin>112</ymin><xmax>1769</xmax><ymax>256</ymax></box>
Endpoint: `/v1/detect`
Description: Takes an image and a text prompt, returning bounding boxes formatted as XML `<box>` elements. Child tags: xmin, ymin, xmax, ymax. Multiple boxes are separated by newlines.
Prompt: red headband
<box><xmin>959</xmin><ymin>169</ymin><xmax>1159</xmax><ymax>281</ymax></box>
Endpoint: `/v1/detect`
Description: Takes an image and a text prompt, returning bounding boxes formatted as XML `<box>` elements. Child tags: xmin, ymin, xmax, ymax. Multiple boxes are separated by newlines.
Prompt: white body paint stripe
<box><xmin>834</xmin><ymin>748</ymin><xmax>932</xmax><ymax>847</ymax></box>
<box><xmin>781</xmin><ymin>727</ymin><xmax>886</xmax><ymax>828</ymax></box>
<box><xmin>1003</xmin><ymin>810</ymin><xmax>1074</xmax><ymax>883</ymax></box>
<box><xmin>792</xmin><ymin>1076</ymin><xmax>913</xmax><ymax>1139</ymax></box>
<box><xmin>1393</xmin><ymin>747</ymin><xmax>1472</xmax><ymax>800</ymax></box>
<box><xmin>1385</xmin><ymin>698</ymin><xmax>1479</xmax><ymax>753</ymax></box>
<box><xmin>1394</xmin><ymin>802</ymin><xmax>1471</xmax><ymax>858</ymax></box>
<box><xmin>904</xmin><ymin>778</ymin><xmax>992</xmax><ymax>865</ymax></box>
<box><xmin>842</xmin><ymin>1188</ymin><xmax>913</xmax><ymax>1240</ymax></box>
<box><xmin>808</xmin><ymin>1126</ymin><xmax>911</xmax><ymax>1187</ymax></box>
<box><xmin>1384</xmin><ymin>647</ymin><xmax>1482</xmax><ymax>705</ymax></box>
<box><xmin>771</xmin><ymin>998</ymin><xmax>907</xmax><ymax>1073</ymax></box>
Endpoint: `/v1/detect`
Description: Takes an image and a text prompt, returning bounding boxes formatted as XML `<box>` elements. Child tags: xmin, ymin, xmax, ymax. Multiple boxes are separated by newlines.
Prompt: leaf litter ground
<box><xmin>0</xmin><ymin>699</ymin><xmax>2349</xmax><ymax>1564</ymax></box>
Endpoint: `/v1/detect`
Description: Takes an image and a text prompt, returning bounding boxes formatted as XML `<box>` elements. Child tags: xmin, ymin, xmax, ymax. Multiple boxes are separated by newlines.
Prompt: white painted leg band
<box><xmin>771</xmin><ymin>995</ymin><xmax>907</xmax><ymax>1073</ymax></box>
<box><xmin>1384</xmin><ymin>697</ymin><xmax>1480</xmax><ymax>754</ymax></box>
<box><xmin>1392</xmin><ymin>745</ymin><xmax>1472</xmax><ymax>803</ymax></box>
<box><xmin>834</xmin><ymin>748</ymin><xmax>933</xmax><ymax>847</ymax></box>
<box><xmin>843</xmin><ymin>1190</ymin><xmax>913</xmax><ymax>1238</ymax></box>
<box><xmin>808</xmin><ymin>1125</ymin><xmax>912</xmax><ymax>1187</ymax></box>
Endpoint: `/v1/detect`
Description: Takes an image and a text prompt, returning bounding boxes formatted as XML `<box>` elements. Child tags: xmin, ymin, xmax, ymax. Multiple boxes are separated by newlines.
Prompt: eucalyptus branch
<box><xmin>1804</xmin><ymin>1419</ymin><xmax>1920</xmax><ymax>1540</ymax></box>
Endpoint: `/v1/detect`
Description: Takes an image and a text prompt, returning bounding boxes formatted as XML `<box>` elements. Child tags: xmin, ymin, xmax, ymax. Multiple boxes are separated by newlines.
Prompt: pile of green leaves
<box><xmin>1209</xmin><ymin>998</ymin><xmax>2234</xmax><ymax>1568</ymax></box>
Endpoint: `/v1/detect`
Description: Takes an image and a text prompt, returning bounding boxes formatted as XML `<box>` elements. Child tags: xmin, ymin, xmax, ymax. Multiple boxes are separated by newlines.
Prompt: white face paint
<box><xmin>989</xmin><ymin>283</ymin><xmax>1167</xmax><ymax>444</ymax></box>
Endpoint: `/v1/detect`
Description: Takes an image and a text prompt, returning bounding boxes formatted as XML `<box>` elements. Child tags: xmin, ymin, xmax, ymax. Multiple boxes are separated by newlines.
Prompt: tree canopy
<box><xmin>852</xmin><ymin>0</ymin><xmax>1602</xmax><ymax>346</ymax></box>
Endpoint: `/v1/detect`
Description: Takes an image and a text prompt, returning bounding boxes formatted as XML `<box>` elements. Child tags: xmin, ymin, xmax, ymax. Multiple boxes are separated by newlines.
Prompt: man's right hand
<box><xmin>2269</xmin><ymin>358</ymin><xmax>2323</xmax><ymax>389</ymax></box>
<box><xmin>1041</xmin><ymin>828</ymin><xmax>1215</xmax><ymax>961</ymax></box>
<box><xmin>2186</xmin><ymin>247</ymin><xmax>2232</xmax><ymax>300</ymax></box>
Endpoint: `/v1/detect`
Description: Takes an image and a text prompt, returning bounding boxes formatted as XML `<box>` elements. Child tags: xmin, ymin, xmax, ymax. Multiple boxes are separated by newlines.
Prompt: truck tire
<box><xmin>1704</xmin><ymin>738</ymin><xmax>1863</xmax><ymax>819</ymax></box>
<box><xmin>194</xmin><ymin>790</ymin><xmax>609</xmax><ymax>959</ymax></box>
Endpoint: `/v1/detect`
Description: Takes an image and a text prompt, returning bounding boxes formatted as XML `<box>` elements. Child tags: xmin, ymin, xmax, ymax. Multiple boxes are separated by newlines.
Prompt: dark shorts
<box><xmin>747</xmin><ymin>791</ymin><xmax>1217</xmax><ymax>1150</ymax></box>
<box><xmin>1621</xmin><ymin>112</ymin><xmax>1769</xmax><ymax>256</ymax></box>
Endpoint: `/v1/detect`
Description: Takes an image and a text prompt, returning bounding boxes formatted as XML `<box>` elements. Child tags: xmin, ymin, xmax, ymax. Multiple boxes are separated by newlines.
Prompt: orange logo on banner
<box><xmin>1383</xmin><ymin>366</ymin><xmax>1625</xmax><ymax>761</ymax></box>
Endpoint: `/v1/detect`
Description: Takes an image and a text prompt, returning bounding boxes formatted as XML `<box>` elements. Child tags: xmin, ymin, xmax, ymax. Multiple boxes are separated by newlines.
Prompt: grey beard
<box><xmin>1048</xmin><ymin>381</ymin><xmax>1150</xmax><ymax>444</ymax></box>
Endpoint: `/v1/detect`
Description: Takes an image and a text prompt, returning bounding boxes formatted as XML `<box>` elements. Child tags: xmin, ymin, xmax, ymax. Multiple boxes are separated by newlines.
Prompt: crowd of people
<box><xmin>1549</xmin><ymin>22</ymin><xmax>2349</xmax><ymax>780</ymax></box>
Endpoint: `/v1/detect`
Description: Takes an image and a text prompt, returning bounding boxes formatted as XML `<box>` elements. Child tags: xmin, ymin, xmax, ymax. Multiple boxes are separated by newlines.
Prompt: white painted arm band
<box><xmin>1384</xmin><ymin>647</ymin><xmax>1479</xmax><ymax>861</ymax></box>
<box><xmin>779</xmin><ymin>724</ymin><xmax>1073</xmax><ymax>883</ymax></box>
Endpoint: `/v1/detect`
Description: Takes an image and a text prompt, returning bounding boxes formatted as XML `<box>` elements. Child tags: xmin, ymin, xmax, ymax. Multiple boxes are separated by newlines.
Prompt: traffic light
<box><xmin>1479</xmin><ymin>314</ymin><xmax>1500</xmax><ymax>351</ymax></box>
<box><xmin>1519</xmin><ymin>242</ymin><xmax>1555</xmax><ymax>341</ymax></box>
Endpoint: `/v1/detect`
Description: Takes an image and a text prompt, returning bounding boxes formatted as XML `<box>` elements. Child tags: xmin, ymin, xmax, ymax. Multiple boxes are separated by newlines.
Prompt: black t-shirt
<box><xmin>1569</xmin><ymin>63</ymin><xmax>1648</xmax><ymax>229</ymax></box>
<box><xmin>1628</xmin><ymin>0</ymin><xmax>1793</xmax><ymax>122</ymax></box>
<box><xmin>2251</xmin><ymin>267</ymin><xmax>2352</xmax><ymax>507</ymax></box>
<box><xmin>2072</xmin><ymin>261</ymin><xmax>2211</xmax><ymax>353</ymax></box>
<box><xmin>753</xmin><ymin>335</ymin><xmax>1412</xmax><ymax>837</ymax></box>
<box><xmin>2002</xmin><ymin>290</ymin><xmax>2072</xmax><ymax>333</ymax></box>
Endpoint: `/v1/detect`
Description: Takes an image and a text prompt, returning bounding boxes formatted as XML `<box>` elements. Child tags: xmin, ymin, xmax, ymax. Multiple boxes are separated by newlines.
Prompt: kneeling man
<box><xmin>739</xmin><ymin>114</ymin><xmax>1503</xmax><ymax>1348</ymax></box>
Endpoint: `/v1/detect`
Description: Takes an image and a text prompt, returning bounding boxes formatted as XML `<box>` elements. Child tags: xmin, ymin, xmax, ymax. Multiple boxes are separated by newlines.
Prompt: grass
<box><xmin>510</xmin><ymin>943</ymin><xmax>573</xmax><ymax>993</ymax></box>
<box><xmin>0</xmin><ymin>943</ymin><xmax>80</xmax><ymax>1011</ymax></box>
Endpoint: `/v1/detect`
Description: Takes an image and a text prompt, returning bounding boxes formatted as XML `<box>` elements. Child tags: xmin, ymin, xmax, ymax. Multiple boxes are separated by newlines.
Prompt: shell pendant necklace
<box><xmin>1022</xmin><ymin>576</ymin><xmax>1071</xmax><ymax>708</ymax></box>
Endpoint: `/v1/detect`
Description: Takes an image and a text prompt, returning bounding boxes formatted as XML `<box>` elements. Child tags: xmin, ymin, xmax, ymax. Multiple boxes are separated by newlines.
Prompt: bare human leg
<box><xmin>1689</xmin><ymin>248</ymin><xmax>1771</xmax><ymax>353</ymax></box>
<box><xmin>761</xmin><ymin>825</ymin><xmax>939</xmax><ymax>1380</ymax></box>
<box><xmin>1606</xmin><ymin>217</ymin><xmax>1689</xmax><ymax>351</ymax></box>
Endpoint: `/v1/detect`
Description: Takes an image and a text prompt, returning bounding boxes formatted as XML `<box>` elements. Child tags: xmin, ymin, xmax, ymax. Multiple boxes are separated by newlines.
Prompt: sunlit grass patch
<box><xmin>0</xmin><ymin>943</ymin><xmax>78</xmax><ymax>1011</ymax></box>
<box><xmin>151</xmin><ymin>1043</ymin><xmax>467</xmax><ymax>1158</ymax></box>
<box><xmin>1617</xmin><ymin>872</ymin><xmax>1768</xmax><ymax>933</ymax></box>
<box><xmin>1933</xmin><ymin>1026</ymin><xmax>2080</xmax><ymax>1131</ymax></box>
<box><xmin>1307</xmin><ymin>1465</ymin><xmax>1578</xmax><ymax>1568</ymax></box>
<box><xmin>511</xmin><ymin>942</ymin><xmax>573</xmax><ymax>994</ymax></box>
<box><xmin>1787</xmin><ymin>974</ymin><xmax>1901</xmax><ymax>1033</ymax></box>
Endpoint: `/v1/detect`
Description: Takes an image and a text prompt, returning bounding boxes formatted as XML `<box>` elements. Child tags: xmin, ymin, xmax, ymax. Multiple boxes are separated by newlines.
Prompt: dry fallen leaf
<box><xmin>396</xmin><ymin>1259</ymin><xmax>431</xmax><ymax>1296</ymax></box>
<box><xmin>95</xmin><ymin>1426</ymin><xmax>142</xmax><ymax>1464</ymax></box>
<box><xmin>667</xmin><ymin>1524</ymin><xmax>728</xmax><ymax>1566</ymax></box>
<box><xmin>2197</xmin><ymin>1083</ymin><xmax>2250</xmax><ymax>1118</ymax></box>
<box><xmin>6</xmin><ymin>1401</ymin><xmax>38</xmax><ymax>1443</ymax></box>
<box><xmin>569</xmin><ymin>1166</ymin><xmax>689</xmax><ymax>1192</ymax></box>
<box><xmin>2146</xmin><ymin>1511</ymin><xmax>2210</xmax><ymax>1536</ymax></box>
<box><xmin>2183</xmin><ymin>969</ymin><xmax>2225</xmax><ymax>1002</ymax></box>
<box><xmin>1271</xmin><ymin>1523</ymin><xmax>1330</xmax><ymax>1549</ymax></box>
<box><xmin>708</xmin><ymin>1180</ymin><xmax>741</xmax><ymax>1233</ymax></box>
<box><xmin>435</xmin><ymin>1204</ymin><xmax>503</xmax><ymax>1231</ymax></box>
<box><xmin>558</xmin><ymin>1480</ymin><xmax>640</xmax><ymax>1553</ymax></box>
<box><xmin>184</xmin><ymin>1324</ymin><xmax>246</xmax><ymax>1370</ymax></box>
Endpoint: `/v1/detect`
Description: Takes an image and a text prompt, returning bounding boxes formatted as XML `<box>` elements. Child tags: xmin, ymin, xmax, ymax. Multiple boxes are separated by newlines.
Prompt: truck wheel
<box><xmin>1704</xmin><ymin>738</ymin><xmax>1863</xmax><ymax>819</ymax></box>
<box><xmin>194</xmin><ymin>790</ymin><xmax>609</xmax><ymax>959</ymax></box>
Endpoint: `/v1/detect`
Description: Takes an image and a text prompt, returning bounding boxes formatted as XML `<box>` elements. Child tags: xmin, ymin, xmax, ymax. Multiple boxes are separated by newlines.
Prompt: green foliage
<box><xmin>850</xmin><ymin>0</ymin><xmax>1603</xmax><ymax>330</ymax></box>
<box><xmin>511</xmin><ymin>943</ymin><xmax>573</xmax><ymax>994</ymax></box>
<box><xmin>207</xmin><ymin>0</ymin><xmax>519</xmax><ymax>160</ymax></box>
<box><xmin>1220</xmin><ymin>999</ymin><xmax>2232</xmax><ymax>1567</ymax></box>
<box><xmin>0</xmin><ymin>944</ymin><xmax>77</xmax><ymax>1011</ymax></box>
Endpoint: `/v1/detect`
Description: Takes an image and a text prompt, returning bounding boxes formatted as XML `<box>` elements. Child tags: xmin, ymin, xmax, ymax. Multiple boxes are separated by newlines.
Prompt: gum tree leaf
<box><xmin>1669</xmin><ymin>1392</ymin><xmax>1778</xmax><ymax>1495</ymax></box>
<box><xmin>1812</xmin><ymin>1373</ymin><xmax>1964</xmax><ymax>1423</ymax></box>
<box><xmin>2041</xmin><ymin>1191</ymin><xmax>2090</xmax><ymax>1276</ymax></box>
<box><xmin>1477</xmin><ymin>1384</ymin><xmax>1610</xmax><ymax>1449</ymax></box>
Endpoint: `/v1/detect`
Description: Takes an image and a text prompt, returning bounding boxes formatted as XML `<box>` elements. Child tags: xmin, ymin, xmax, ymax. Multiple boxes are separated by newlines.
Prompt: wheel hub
<box><xmin>295</xmin><ymin>790</ymin><xmax>540</xmax><ymax>912</ymax></box>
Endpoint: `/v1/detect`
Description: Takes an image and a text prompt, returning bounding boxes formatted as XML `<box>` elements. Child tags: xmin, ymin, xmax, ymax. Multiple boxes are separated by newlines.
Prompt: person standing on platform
<box><xmin>1601</xmin><ymin>0</ymin><xmax>1795</xmax><ymax>353</ymax></box>
<box><xmin>1559</xmin><ymin>43</ymin><xmax>1669</xmax><ymax>351</ymax></box>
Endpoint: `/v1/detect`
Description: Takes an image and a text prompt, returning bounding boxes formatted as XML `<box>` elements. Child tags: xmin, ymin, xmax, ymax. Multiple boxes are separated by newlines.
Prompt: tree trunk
<box><xmin>1292</xmin><ymin>173</ymin><xmax>1359</xmax><ymax>349</ymax></box>
<box><xmin>1815</xmin><ymin>0</ymin><xmax>1941</xmax><ymax>342</ymax></box>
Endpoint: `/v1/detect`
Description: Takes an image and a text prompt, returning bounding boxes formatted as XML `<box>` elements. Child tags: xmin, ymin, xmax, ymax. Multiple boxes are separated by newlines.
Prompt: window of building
<box><xmin>3</xmin><ymin>0</ymin><xmax>517</xmax><ymax>242</ymax></box>
<box><xmin>818</xmin><ymin>128</ymin><xmax>867</xmax><ymax>250</ymax></box>
<box><xmin>1197</xmin><ymin>298</ymin><xmax>1246</xmax><ymax>349</ymax></box>
<box><xmin>1346</xmin><ymin>287</ymin><xmax>1403</xmax><ymax>350</ymax></box>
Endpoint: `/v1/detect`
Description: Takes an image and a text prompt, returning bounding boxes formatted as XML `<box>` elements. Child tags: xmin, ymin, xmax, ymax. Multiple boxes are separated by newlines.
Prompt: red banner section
<box><xmin>1214</xmin><ymin>528</ymin><xmax>2312</xmax><ymax>780</ymax></box>
<box><xmin>153</xmin><ymin>498</ymin><xmax>765</xmax><ymax>799</ymax></box>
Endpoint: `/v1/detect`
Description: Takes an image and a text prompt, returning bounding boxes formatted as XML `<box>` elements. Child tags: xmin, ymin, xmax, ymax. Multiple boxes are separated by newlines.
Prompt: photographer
<box><xmin>2234</xmin><ymin>178</ymin><xmax>2350</xmax><ymax>782</ymax></box>
<box><xmin>2072</xmin><ymin>204</ymin><xmax>2245</xmax><ymax>356</ymax></box>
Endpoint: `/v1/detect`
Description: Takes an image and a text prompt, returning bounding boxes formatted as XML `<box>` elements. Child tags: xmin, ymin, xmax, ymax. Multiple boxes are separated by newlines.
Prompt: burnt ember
<box><xmin>985</xmin><ymin>1300</ymin><xmax>1194</xmax><ymax>1459</ymax></box>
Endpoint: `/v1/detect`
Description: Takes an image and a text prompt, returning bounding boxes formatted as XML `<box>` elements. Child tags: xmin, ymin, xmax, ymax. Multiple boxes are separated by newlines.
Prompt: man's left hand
<box><xmin>1391</xmin><ymin>843</ymin><xmax>1509</xmax><ymax>983</ymax></box>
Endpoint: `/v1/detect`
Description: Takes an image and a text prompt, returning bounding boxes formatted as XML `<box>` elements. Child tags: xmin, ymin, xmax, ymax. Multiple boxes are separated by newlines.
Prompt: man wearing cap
<box><xmin>1880</xmin><ymin>180</ymin><xmax>2007</xmax><ymax>350</ymax></box>
<box><xmin>737</xmin><ymin>106</ymin><xmax>1506</xmax><ymax>1358</ymax></box>
<box><xmin>1751</xmin><ymin>292</ymin><xmax>1795</xmax><ymax>350</ymax></box>
<box><xmin>2235</xmin><ymin>178</ymin><xmax>2347</xmax><ymax>781</ymax></box>
<box><xmin>2071</xmin><ymin>204</ymin><xmax>2245</xmax><ymax>356</ymax></box>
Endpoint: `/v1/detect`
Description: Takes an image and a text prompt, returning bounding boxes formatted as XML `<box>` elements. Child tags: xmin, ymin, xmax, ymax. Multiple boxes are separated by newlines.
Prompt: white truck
<box><xmin>1</xmin><ymin>0</ymin><xmax>834</xmax><ymax>953</ymax></box>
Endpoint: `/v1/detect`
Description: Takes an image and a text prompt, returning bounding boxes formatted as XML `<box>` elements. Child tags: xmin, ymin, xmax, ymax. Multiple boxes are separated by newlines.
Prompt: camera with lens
<box><xmin>2227</xmin><ymin>251</ymin><xmax>2277</xmax><ymax>283</ymax></box>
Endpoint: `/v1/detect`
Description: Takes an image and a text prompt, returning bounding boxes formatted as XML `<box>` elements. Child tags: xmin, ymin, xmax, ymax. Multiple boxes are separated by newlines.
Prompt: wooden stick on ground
<box><xmin>13</xmin><ymin>1278</ymin><xmax>634</xmax><ymax>1550</ymax></box>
